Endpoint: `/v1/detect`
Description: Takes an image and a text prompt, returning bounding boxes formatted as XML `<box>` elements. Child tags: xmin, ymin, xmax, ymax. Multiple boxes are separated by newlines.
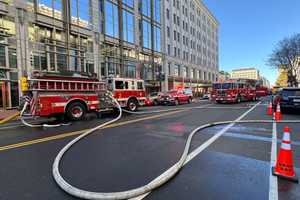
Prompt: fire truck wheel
<box><xmin>188</xmin><ymin>97</ymin><xmax>192</xmax><ymax>104</ymax></box>
<box><xmin>66</xmin><ymin>102</ymin><xmax>86</xmax><ymax>121</ymax></box>
<box><xmin>127</xmin><ymin>98</ymin><xmax>139</xmax><ymax>112</ymax></box>
<box><xmin>175</xmin><ymin>99</ymin><xmax>179</xmax><ymax>106</ymax></box>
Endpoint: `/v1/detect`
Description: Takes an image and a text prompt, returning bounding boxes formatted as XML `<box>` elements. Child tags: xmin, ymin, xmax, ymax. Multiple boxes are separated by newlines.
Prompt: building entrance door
<box><xmin>0</xmin><ymin>81</ymin><xmax>8</xmax><ymax>109</ymax></box>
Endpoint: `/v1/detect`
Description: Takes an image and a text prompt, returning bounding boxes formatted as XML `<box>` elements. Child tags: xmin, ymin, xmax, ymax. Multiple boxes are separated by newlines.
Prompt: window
<box><xmin>125</xmin><ymin>64</ymin><xmax>136</xmax><ymax>78</ymax></box>
<box><xmin>123</xmin><ymin>10</ymin><xmax>134</xmax><ymax>43</ymax></box>
<box><xmin>173</xmin><ymin>14</ymin><xmax>176</xmax><ymax>24</ymax></box>
<box><xmin>9</xmin><ymin>48</ymin><xmax>17</xmax><ymax>69</ymax></box>
<box><xmin>166</xmin><ymin>9</ymin><xmax>169</xmax><ymax>19</ymax></box>
<box><xmin>38</xmin><ymin>0</ymin><xmax>62</xmax><ymax>19</ymax></box>
<box><xmin>153</xmin><ymin>0</ymin><xmax>161</xmax><ymax>23</ymax></box>
<box><xmin>154</xmin><ymin>26</ymin><xmax>161</xmax><ymax>52</ymax></box>
<box><xmin>0</xmin><ymin>16</ymin><xmax>16</xmax><ymax>35</ymax></box>
<box><xmin>174</xmin><ymin>64</ymin><xmax>180</xmax><ymax>76</ymax></box>
<box><xmin>56</xmin><ymin>47</ymin><xmax>67</xmax><ymax>71</ymax></box>
<box><xmin>122</xmin><ymin>0</ymin><xmax>134</xmax><ymax>7</ymax></box>
<box><xmin>167</xmin><ymin>44</ymin><xmax>171</xmax><ymax>55</ymax></box>
<box><xmin>115</xmin><ymin>81</ymin><xmax>124</xmax><ymax>89</ymax></box>
<box><xmin>0</xmin><ymin>45</ymin><xmax>5</xmax><ymax>67</ymax></box>
<box><xmin>142</xmin><ymin>0</ymin><xmax>151</xmax><ymax>17</ymax></box>
<box><xmin>137</xmin><ymin>81</ymin><xmax>144</xmax><ymax>90</ymax></box>
<box><xmin>71</xmin><ymin>0</ymin><xmax>91</xmax><ymax>28</ymax></box>
<box><xmin>167</xmin><ymin>26</ymin><xmax>170</xmax><ymax>37</ymax></box>
<box><xmin>198</xmin><ymin>70</ymin><xmax>202</xmax><ymax>80</ymax></box>
<box><xmin>105</xmin><ymin>1</ymin><xmax>119</xmax><ymax>38</ymax></box>
<box><xmin>183</xmin><ymin>66</ymin><xmax>188</xmax><ymax>78</ymax></box>
<box><xmin>142</xmin><ymin>20</ymin><xmax>151</xmax><ymax>49</ymax></box>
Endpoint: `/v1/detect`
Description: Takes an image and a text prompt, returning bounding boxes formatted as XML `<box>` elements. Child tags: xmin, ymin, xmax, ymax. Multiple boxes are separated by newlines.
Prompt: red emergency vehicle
<box><xmin>21</xmin><ymin>72</ymin><xmax>146</xmax><ymax>121</ymax></box>
<box><xmin>256</xmin><ymin>85</ymin><xmax>270</xmax><ymax>97</ymax></box>
<box><xmin>211</xmin><ymin>79</ymin><xmax>257</xmax><ymax>103</ymax></box>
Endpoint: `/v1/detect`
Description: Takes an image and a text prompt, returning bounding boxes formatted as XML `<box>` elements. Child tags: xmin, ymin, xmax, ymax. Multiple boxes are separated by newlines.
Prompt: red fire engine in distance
<box><xmin>211</xmin><ymin>79</ymin><xmax>258</xmax><ymax>104</ymax></box>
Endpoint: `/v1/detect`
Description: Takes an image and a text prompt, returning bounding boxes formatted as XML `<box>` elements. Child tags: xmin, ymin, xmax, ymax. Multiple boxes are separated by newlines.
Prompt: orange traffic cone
<box><xmin>275</xmin><ymin>103</ymin><xmax>282</xmax><ymax>121</ymax></box>
<box><xmin>272</xmin><ymin>126</ymin><xmax>298</xmax><ymax>183</ymax></box>
<box><xmin>267</xmin><ymin>102</ymin><xmax>273</xmax><ymax>116</ymax></box>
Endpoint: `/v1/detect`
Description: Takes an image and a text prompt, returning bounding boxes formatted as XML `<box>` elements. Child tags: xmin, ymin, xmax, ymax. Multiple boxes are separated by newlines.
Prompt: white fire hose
<box><xmin>51</xmin><ymin>96</ymin><xmax>300</xmax><ymax>200</ymax></box>
<box><xmin>20</xmin><ymin>101</ymin><xmax>71</xmax><ymax>128</ymax></box>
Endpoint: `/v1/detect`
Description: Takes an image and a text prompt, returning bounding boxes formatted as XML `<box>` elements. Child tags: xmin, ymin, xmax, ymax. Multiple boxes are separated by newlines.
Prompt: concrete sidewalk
<box><xmin>0</xmin><ymin>109</ymin><xmax>19</xmax><ymax>121</ymax></box>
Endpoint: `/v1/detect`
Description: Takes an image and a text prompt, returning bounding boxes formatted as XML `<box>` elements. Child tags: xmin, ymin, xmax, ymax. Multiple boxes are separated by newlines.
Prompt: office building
<box><xmin>0</xmin><ymin>0</ymin><xmax>218</xmax><ymax>109</ymax></box>
<box><xmin>230</xmin><ymin>67</ymin><xmax>260</xmax><ymax>80</ymax></box>
<box><xmin>162</xmin><ymin>0</ymin><xmax>219</xmax><ymax>93</ymax></box>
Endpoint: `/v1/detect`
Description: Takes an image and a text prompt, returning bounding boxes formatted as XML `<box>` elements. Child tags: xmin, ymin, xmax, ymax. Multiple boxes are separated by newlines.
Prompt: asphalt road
<box><xmin>0</xmin><ymin>97</ymin><xmax>299</xmax><ymax>200</ymax></box>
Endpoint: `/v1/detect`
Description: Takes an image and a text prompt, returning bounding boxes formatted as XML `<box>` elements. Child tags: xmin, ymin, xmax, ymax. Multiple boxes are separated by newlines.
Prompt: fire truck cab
<box><xmin>21</xmin><ymin>72</ymin><xmax>146</xmax><ymax>121</ymax></box>
<box><xmin>107</xmin><ymin>77</ymin><xmax>146</xmax><ymax>112</ymax></box>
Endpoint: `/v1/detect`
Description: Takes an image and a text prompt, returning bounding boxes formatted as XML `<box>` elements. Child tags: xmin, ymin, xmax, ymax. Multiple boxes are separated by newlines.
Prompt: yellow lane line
<box><xmin>0</xmin><ymin>109</ymin><xmax>186</xmax><ymax>152</ymax></box>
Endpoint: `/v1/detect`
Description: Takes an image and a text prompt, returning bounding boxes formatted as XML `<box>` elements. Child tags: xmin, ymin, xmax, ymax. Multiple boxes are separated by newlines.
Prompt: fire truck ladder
<box><xmin>27</xmin><ymin>78</ymin><xmax>106</xmax><ymax>92</ymax></box>
<box><xmin>27</xmin><ymin>78</ymin><xmax>114</xmax><ymax>113</ymax></box>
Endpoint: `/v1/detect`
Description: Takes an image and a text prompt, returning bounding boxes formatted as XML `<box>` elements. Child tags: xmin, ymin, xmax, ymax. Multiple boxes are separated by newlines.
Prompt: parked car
<box><xmin>203</xmin><ymin>93</ymin><xmax>211</xmax><ymax>100</ymax></box>
<box><xmin>183</xmin><ymin>88</ymin><xmax>193</xmax><ymax>99</ymax></box>
<box><xmin>145</xmin><ymin>92</ymin><xmax>161</xmax><ymax>106</ymax></box>
<box><xmin>273</xmin><ymin>87</ymin><xmax>300</xmax><ymax>112</ymax></box>
<box><xmin>159</xmin><ymin>89</ymin><xmax>192</xmax><ymax>105</ymax></box>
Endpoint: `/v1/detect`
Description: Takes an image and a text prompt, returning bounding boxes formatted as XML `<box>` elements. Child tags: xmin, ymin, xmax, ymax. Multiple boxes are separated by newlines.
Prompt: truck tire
<box><xmin>188</xmin><ymin>97</ymin><xmax>192</xmax><ymax>104</ymax></box>
<box><xmin>66</xmin><ymin>102</ymin><xmax>86</xmax><ymax>121</ymax></box>
<box><xmin>127</xmin><ymin>98</ymin><xmax>139</xmax><ymax>112</ymax></box>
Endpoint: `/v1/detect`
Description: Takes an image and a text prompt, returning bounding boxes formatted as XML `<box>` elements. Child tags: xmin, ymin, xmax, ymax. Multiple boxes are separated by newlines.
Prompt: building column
<box><xmin>161</xmin><ymin>0</ymin><xmax>168</xmax><ymax>92</ymax></box>
<box><xmin>15</xmin><ymin>4</ymin><xmax>29</xmax><ymax>99</ymax></box>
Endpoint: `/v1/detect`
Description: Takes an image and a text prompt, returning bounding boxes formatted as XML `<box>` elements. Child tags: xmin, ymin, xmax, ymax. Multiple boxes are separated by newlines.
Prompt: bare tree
<box><xmin>268</xmin><ymin>33</ymin><xmax>300</xmax><ymax>87</ymax></box>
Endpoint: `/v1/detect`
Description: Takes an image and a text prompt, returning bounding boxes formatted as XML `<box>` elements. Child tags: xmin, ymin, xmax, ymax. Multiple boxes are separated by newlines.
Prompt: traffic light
<box><xmin>20</xmin><ymin>76</ymin><xmax>28</xmax><ymax>92</ymax></box>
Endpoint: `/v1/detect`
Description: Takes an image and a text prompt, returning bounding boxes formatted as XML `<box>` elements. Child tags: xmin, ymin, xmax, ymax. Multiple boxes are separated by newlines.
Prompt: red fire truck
<box><xmin>256</xmin><ymin>85</ymin><xmax>270</xmax><ymax>97</ymax></box>
<box><xmin>21</xmin><ymin>72</ymin><xmax>146</xmax><ymax>121</ymax></box>
<box><xmin>211</xmin><ymin>79</ymin><xmax>257</xmax><ymax>103</ymax></box>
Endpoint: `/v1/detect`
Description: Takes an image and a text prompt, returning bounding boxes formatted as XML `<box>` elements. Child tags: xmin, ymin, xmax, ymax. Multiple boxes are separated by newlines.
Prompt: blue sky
<box><xmin>203</xmin><ymin>0</ymin><xmax>300</xmax><ymax>85</ymax></box>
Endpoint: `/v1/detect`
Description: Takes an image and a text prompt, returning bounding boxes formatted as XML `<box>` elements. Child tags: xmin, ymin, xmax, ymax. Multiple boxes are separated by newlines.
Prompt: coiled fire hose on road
<box><xmin>20</xmin><ymin>100</ymin><xmax>71</xmax><ymax>128</ymax></box>
<box><xmin>51</xmin><ymin>96</ymin><xmax>300</xmax><ymax>200</ymax></box>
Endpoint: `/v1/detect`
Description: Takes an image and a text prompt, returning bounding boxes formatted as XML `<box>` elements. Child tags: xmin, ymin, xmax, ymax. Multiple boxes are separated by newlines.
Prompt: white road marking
<box><xmin>130</xmin><ymin>101</ymin><xmax>261</xmax><ymax>200</ymax></box>
<box><xmin>269</xmin><ymin>121</ymin><xmax>278</xmax><ymax>200</ymax></box>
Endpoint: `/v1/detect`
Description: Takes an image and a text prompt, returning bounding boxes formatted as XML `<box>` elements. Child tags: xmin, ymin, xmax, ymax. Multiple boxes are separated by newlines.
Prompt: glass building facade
<box><xmin>0</xmin><ymin>11</ymin><xmax>19</xmax><ymax>109</ymax></box>
<box><xmin>0</xmin><ymin>0</ymin><xmax>219</xmax><ymax>109</ymax></box>
<box><xmin>101</xmin><ymin>0</ymin><xmax>162</xmax><ymax>93</ymax></box>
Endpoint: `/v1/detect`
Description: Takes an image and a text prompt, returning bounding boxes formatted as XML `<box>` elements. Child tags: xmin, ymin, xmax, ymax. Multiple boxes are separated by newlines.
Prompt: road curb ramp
<box><xmin>272</xmin><ymin>126</ymin><xmax>299</xmax><ymax>183</ymax></box>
